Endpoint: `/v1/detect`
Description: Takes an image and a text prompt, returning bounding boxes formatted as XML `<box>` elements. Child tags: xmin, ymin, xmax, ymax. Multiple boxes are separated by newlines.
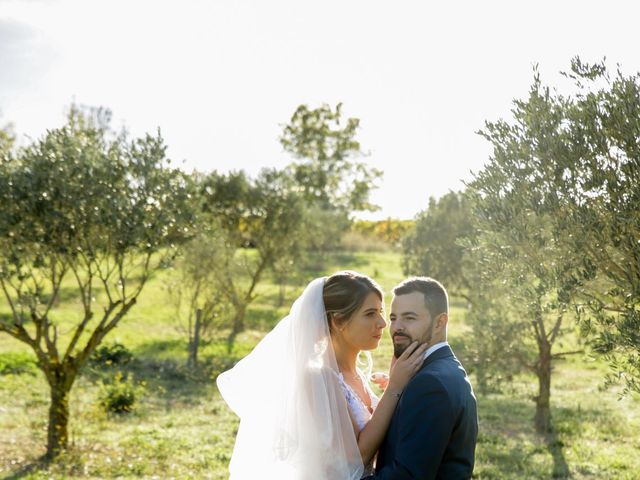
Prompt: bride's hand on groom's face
<box><xmin>390</xmin><ymin>354</ymin><xmax>397</xmax><ymax>371</ymax></box>
<box><xmin>387</xmin><ymin>342</ymin><xmax>429</xmax><ymax>393</ymax></box>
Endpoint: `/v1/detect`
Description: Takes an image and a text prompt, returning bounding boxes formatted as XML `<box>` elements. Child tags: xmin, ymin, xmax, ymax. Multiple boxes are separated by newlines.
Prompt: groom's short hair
<box><xmin>393</xmin><ymin>277</ymin><xmax>449</xmax><ymax>320</ymax></box>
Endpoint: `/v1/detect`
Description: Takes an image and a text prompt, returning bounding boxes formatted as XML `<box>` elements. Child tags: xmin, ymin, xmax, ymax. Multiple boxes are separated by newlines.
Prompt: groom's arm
<box><xmin>369</xmin><ymin>374</ymin><xmax>454</xmax><ymax>480</ymax></box>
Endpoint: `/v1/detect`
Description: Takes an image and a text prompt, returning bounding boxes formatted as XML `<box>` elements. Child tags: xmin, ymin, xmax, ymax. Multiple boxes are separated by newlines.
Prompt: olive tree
<box><xmin>198</xmin><ymin>168</ymin><xmax>307</xmax><ymax>347</ymax></box>
<box><xmin>166</xmin><ymin>231</ymin><xmax>231</xmax><ymax>368</ymax></box>
<box><xmin>464</xmin><ymin>206</ymin><xmax>581</xmax><ymax>433</ymax></box>
<box><xmin>402</xmin><ymin>191</ymin><xmax>474</xmax><ymax>304</ymax></box>
<box><xmin>468</xmin><ymin>68</ymin><xmax>586</xmax><ymax>432</ymax></box>
<box><xmin>473</xmin><ymin>58</ymin><xmax>640</xmax><ymax>395</ymax></box>
<box><xmin>556</xmin><ymin>59</ymin><xmax>640</xmax><ymax>394</ymax></box>
<box><xmin>280</xmin><ymin>103</ymin><xmax>382</xmax><ymax>252</ymax></box>
<box><xmin>280</xmin><ymin>102</ymin><xmax>381</xmax><ymax>213</ymax></box>
<box><xmin>0</xmin><ymin>106</ymin><xmax>195</xmax><ymax>457</ymax></box>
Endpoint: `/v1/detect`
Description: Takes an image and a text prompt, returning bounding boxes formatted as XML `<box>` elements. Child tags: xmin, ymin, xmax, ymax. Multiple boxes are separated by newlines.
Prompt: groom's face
<box><xmin>389</xmin><ymin>292</ymin><xmax>435</xmax><ymax>358</ymax></box>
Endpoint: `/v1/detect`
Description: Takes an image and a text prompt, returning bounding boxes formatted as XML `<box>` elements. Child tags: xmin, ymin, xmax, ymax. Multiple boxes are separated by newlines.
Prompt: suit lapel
<box><xmin>380</xmin><ymin>346</ymin><xmax>455</xmax><ymax>469</ymax></box>
<box><xmin>421</xmin><ymin>344</ymin><xmax>454</xmax><ymax>370</ymax></box>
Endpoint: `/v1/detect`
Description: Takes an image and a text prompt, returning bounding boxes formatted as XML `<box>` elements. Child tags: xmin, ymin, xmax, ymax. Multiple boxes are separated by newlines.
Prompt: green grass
<box><xmin>1</xmin><ymin>250</ymin><xmax>639</xmax><ymax>479</ymax></box>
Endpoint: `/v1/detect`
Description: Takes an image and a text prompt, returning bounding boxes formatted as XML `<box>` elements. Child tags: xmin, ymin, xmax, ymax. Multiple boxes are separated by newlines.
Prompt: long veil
<box><xmin>216</xmin><ymin>277</ymin><xmax>364</xmax><ymax>479</ymax></box>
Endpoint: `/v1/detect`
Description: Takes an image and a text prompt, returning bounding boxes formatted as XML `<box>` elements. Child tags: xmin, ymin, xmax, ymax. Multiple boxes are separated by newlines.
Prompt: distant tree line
<box><xmin>351</xmin><ymin>219</ymin><xmax>414</xmax><ymax>246</ymax></box>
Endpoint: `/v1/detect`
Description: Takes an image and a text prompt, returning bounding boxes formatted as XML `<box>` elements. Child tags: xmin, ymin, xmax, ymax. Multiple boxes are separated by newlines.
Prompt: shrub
<box><xmin>99</xmin><ymin>371</ymin><xmax>144</xmax><ymax>414</ymax></box>
<box><xmin>90</xmin><ymin>343</ymin><xmax>133</xmax><ymax>368</ymax></box>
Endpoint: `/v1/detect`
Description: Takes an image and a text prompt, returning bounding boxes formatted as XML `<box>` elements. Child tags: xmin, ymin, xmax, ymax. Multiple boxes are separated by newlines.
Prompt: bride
<box><xmin>216</xmin><ymin>271</ymin><xmax>427</xmax><ymax>479</ymax></box>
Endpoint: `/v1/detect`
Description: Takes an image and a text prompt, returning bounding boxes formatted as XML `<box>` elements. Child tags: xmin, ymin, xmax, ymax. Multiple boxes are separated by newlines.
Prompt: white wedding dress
<box><xmin>336</xmin><ymin>371</ymin><xmax>380</xmax><ymax>476</ymax></box>
<box><xmin>217</xmin><ymin>278</ymin><xmax>366</xmax><ymax>479</ymax></box>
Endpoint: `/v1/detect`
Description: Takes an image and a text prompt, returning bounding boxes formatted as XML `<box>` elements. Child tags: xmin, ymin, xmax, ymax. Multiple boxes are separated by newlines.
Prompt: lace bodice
<box><xmin>336</xmin><ymin>370</ymin><xmax>380</xmax><ymax>477</ymax></box>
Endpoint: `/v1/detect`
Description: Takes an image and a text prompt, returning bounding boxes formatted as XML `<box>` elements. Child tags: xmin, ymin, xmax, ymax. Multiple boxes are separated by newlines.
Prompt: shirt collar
<box><xmin>424</xmin><ymin>341</ymin><xmax>449</xmax><ymax>360</ymax></box>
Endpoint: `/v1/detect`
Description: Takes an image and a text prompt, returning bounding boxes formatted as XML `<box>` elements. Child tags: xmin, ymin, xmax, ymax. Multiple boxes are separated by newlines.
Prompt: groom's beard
<box><xmin>392</xmin><ymin>333</ymin><xmax>414</xmax><ymax>358</ymax></box>
<box><xmin>393</xmin><ymin>323</ymin><xmax>434</xmax><ymax>358</ymax></box>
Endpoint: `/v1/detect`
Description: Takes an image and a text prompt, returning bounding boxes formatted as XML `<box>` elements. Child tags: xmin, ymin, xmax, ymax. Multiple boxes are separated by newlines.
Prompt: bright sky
<box><xmin>1</xmin><ymin>0</ymin><xmax>639</xmax><ymax>219</ymax></box>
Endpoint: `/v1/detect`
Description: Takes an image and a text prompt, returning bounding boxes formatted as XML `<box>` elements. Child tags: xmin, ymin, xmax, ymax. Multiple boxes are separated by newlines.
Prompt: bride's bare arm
<box><xmin>355</xmin><ymin>341</ymin><xmax>428</xmax><ymax>465</ymax></box>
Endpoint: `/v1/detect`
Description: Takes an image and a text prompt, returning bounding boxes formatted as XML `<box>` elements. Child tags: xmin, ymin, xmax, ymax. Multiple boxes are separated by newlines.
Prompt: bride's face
<box><xmin>338</xmin><ymin>292</ymin><xmax>387</xmax><ymax>351</ymax></box>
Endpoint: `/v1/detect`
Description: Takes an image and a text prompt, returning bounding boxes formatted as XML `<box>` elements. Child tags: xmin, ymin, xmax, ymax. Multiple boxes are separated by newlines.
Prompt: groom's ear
<box><xmin>435</xmin><ymin>313</ymin><xmax>449</xmax><ymax>330</ymax></box>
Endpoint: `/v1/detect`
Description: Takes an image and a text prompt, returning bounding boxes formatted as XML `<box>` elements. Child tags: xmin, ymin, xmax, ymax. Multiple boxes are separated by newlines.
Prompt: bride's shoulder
<box><xmin>304</xmin><ymin>364</ymin><xmax>342</xmax><ymax>383</ymax></box>
<box><xmin>301</xmin><ymin>366</ymin><xmax>349</xmax><ymax>398</ymax></box>
<box><xmin>315</xmin><ymin>365</ymin><xmax>342</xmax><ymax>380</ymax></box>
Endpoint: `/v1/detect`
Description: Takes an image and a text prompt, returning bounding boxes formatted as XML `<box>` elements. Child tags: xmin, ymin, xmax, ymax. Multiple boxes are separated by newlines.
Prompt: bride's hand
<box><xmin>386</xmin><ymin>341</ymin><xmax>429</xmax><ymax>394</ymax></box>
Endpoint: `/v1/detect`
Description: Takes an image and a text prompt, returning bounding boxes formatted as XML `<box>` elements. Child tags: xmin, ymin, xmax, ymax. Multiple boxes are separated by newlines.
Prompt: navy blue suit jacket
<box><xmin>368</xmin><ymin>345</ymin><xmax>478</xmax><ymax>479</ymax></box>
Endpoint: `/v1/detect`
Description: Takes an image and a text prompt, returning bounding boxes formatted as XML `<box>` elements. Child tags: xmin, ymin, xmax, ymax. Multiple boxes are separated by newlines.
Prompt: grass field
<box><xmin>1</xmin><ymin>250</ymin><xmax>639</xmax><ymax>479</ymax></box>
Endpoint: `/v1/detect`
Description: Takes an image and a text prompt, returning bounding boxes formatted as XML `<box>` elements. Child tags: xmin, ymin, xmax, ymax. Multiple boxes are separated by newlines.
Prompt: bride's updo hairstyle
<box><xmin>323</xmin><ymin>270</ymin><xmax>383</xmax><ymax>332</ymax></box>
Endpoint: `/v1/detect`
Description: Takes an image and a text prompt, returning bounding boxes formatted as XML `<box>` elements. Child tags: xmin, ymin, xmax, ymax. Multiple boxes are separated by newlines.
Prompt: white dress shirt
<box><xmin>424</xmin><ymin>341</ymin><xmax>449</xmax><ymax>360</ymax></box>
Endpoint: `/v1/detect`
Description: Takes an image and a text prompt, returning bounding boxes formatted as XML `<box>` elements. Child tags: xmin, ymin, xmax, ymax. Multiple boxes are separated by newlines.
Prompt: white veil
<box><xmin>216</xmin><ymin>277</ymin><xmax>364</xmax><ymax>480</ymax></box>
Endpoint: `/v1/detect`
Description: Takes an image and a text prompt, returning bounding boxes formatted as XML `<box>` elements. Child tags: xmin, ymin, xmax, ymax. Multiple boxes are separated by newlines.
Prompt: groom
<box><xmin>367</xmin><ymin>277</ymin><xmax>478</xmax><ymax>479</ymax></box>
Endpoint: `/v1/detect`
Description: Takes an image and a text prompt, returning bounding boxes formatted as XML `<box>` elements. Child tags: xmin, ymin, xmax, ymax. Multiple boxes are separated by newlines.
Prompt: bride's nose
<box><xmin>376</xmin><ymin>314</ymin><xmax>387</xmax><ymax>329</ymax></box>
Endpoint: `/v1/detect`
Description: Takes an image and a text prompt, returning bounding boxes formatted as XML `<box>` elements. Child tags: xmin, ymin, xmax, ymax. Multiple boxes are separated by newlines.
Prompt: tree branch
<box><xmin>584</xmin><ymin>242</ymin><xmax>628</xmax><ymax>285</ymax></box>
<box><xmin>548</xmin><ymin>313</ymin><xmax>564</xmax><ymax>344</ymax></box>
<box><xmin>514</xmin><ymin>350</ymin><xmax>537</xmax><ymax>372</ymax></box>
<box><xmin>579</xmin><ymin>288</ymin><xmax>626</xmax><ymax>313</ymax></box>
<box><xmin>0</xmin><ymin>277</ymin><xmax>20</xmax><ymax>324</ymax></box>
<box><xmin>128</xmin><ymin>252</ymin><xmax>152</xmax><ymax>302</ymax></box>
<box><xmin>73</xmin><ymin>298</ymin><xmax>135</xmax><ymax>369</ymax></box>
<box><xmin>117</xmin><ymin>255</ymin><xmax>126</xmax><ymax>301</ymax></box>
<box><xmin>534</xmin><ymin>305</ymin><xmax>548</xmax><ymax>342</ymax></box>
<box><xmin>42</xmin><ymin>255</ymin><xmax>67</xmax><ymax>319</ymax></box>
<box><xmin>40</xmin><ymin>313</ymin><xmax>60</xmax><ymax>364</ymax></box>
<box><xmin>551</xmin><ymin>350</ymin><xmax>584</xmax><ymax>359</ymax></box>
<box><xmin>94</xmin><ymin>250</ymin><xmax>117</xmax><ymax>305</ymax></box>
<box><xmin>244</xmin><ymin>253</ymin><xmax>269</xmax><ymax>305</ymax></box>
<box><xmin>63</xmin><ymin>309</ymin><xmax>95</xmax><ymax>363</ymax></box>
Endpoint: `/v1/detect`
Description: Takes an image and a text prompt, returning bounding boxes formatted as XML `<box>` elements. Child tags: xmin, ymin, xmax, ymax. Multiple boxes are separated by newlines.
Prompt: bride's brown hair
<box><xmin>323</xmin><ymin>271</ymin><xmax>383</xmax><ymax>332</ymax></box>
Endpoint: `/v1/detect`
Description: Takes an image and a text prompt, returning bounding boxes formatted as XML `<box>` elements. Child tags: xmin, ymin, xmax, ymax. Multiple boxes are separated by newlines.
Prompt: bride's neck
<box><xmin>331</xmin><ymin>335</ymin><xmax>359</xmax><ymax>375</ymax></box>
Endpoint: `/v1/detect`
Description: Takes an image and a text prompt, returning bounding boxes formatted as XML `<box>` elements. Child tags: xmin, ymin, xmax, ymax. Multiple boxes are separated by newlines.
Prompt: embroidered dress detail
<box><xmin>336</xmin><ymin>371</ymin><xmax>380</xmax><ymax>477</ymax></box>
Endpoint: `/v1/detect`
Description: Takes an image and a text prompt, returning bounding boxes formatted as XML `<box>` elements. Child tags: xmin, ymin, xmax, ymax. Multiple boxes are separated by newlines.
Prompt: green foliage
<box><xmin>89</xmin><ymin>342</ymin><xmax>134</xmax><ymax>368</ymax></box>
<box><xmin>199</xmin><ymin>168</ymin><xmax>306</xmax><ymax>257</ymax></box>
<box><xmin>196</xmin><ymin>167</ymin><xmax>309</xmax><ymax>343</ymax></box>
<box><xmin>0</xmin><ymin>104</ymin><xmax>196</xmax><ymax>342</ymax></box>
<box><xmin>300</xmin><ymin>205</ymin><xmax>351</xmax><ymax>253</ymax></box>
<box><xmin>280</xmin><ymin>103</ymin><xmax>381</xmax><ymax>213</ymax></box>
<box><xmin>0</xmin><ymin>118</ymin><xmax>15</xmax><ymax>157</ymax></box>
<box><xmin>99</xmin><ymin>370</ymin><xmax>145</xmax><ymax>414</ymax></box>
<box><xmin>0</xmin><ymin>107</ymin><xmax>194</xmax><ymax>262</ymax></box>
<box><xmin>0</xmin><ymin>351</ymin><xmax>37</xmax><ymax>375</ymax></box>
<box><xmin>474</xmin><ymin>57</ymin><xmax>640</xmax><ymax>394</ymax></box>
<box><xmin>198</xmin><ymin>170</ymin><xmax>251</xmax><ymax>245</ymax></box>
<box><xmin>559</xmin><ymin>59</ymin><xmax>640</xmax><ymax>395</ymax></box>
<box><xmin>166</xmin><ymin>232</ymin><xmax>233</xmax><ymax>362</ymax></box>
<box><xmin>402</xmin><ymin>192</ymin><xmax>474</xmax><ymax>301</ymax></box>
